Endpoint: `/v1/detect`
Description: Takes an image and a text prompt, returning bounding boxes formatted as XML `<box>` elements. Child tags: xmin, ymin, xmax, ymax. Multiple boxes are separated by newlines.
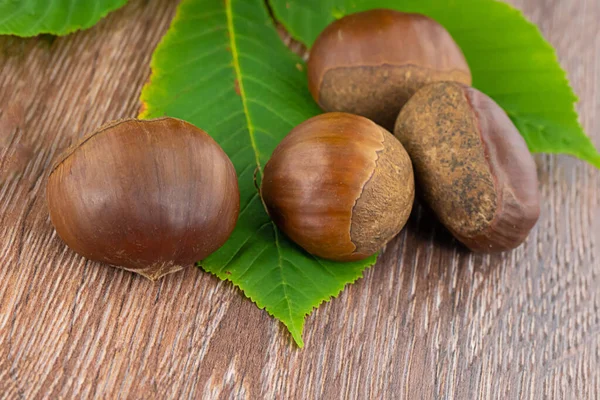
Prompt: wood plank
<box><xmin>0</xmin><ymin>0</ymin><xmax>598</xmax><ymax>398</ymax></box>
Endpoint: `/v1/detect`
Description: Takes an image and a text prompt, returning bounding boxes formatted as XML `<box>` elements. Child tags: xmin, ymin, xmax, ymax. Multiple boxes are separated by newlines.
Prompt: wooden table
<box><xmin>1</xmin><ymin>0</ymin><xmax>598</xmax><ymax>398</ymax></box>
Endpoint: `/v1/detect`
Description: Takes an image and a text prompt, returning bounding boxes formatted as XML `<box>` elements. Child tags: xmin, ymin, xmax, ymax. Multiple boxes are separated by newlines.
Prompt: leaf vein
<box><xmin>226</xmin><ymin>0</ymin><xmax>262</xmax><ymax>176</ymax></box>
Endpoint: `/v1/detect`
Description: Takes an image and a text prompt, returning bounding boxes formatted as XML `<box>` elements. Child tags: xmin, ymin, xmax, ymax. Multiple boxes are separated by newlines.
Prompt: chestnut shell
<box><xmin>261</xmin><ymin>112</ymin><xmax>414</xmax><ymax>262</ymax></box>
<box><xmin>394</xmin><ymin>82</ymin><xmax>540</xmax><ymax>252</ymax></box>
<box><xmin>47</xmin><ymin>117</ymin><xmax>240</xmax><ymax>280</ymax></box>
<box><xmin>308</xmin><ymin>9</ymin><xmax>472</xmax><ymax>130</ymax></box>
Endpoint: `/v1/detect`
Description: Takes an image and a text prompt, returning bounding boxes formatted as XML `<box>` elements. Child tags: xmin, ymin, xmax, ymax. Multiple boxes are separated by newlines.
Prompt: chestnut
<box><xmin>307</xmin><ymin>9</ymin><xmax>472</xmax><ymax>130</ymax></box>
<box><xmin>394</xmin><ymin>82</ymin><xmax>540</xmax><ymax>252</ymax></box>
<box><xmin>47</xmin><ymin>117</ymin><xmax>239</xmax><ymax>280</ymax></box>
<box><xmin>261</xmin><ymin>112</ymin><xmax>414</xmax><ymax>262</ymax></box>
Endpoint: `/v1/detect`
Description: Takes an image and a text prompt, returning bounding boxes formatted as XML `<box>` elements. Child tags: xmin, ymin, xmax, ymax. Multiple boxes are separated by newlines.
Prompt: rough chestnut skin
<box><xmin>394</xmin><ymin>82</ymin><xmax>540</xmax><ymax>252</ymax></box>
<box><xmin>47</xmin><ymin>118</ymin><xmax>240</xmax><ymax>280</ymax></box>
<box><xmin>261</xmin><ymin>112</ymin><xmax>414</xmax><ymax>262</ymax></box>
<box><xmin>307</xmin><ymin>9</ymin><xmax>471</xmax><ymax>130</ymax></box>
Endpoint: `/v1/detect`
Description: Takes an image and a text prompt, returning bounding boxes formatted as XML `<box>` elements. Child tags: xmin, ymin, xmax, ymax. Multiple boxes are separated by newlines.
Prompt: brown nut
<box><xmin>47</xmin><ymin>117</ymin><xmax>240</xmax><ymax>280</ymax></box>
<box><xmin>307</xmin><ymin>9</ymin><xmax>471</xmax><ymax>130</ymax></box>
<box><xmin>394</xmin><ymin>82</ymin><xmax>540</xmax><ymax>252</ymax></box>
<box><xmin>261</xmin><ymin>112</ymin><xmax>414</xmax><ymax>262</ymax></box>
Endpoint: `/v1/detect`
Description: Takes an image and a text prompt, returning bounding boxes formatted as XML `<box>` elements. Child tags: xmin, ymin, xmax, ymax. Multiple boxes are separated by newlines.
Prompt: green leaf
<box><xmin>139</xmin><ymin>0</ymin><xmax>377</xmax><ymax>347</ymax></box>
<box><xmin>0</xmin><ymin>0</ymin><xmax>128</xmax><ymax>37</ymax></box>
<box><xmin>270</xmin><ymin>0</ymin><xmax>600</xmax><ymax>168</ymax></box>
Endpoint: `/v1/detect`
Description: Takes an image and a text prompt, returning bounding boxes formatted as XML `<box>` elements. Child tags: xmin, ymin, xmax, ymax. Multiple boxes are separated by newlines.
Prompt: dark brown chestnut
<box><xmin>261</xmin><ymin>112</ymin><xmax>414</xmax><ymax>262</ymax></box>
<box><xmin>307</xmin><ymin>9</ymin><xmax>472</xmax><ymax>130</ymax></box>
<box><xmin>47</xmin><ymin>117</ymin><xmax>239</xmax><ymax>280</ymax></box>
<box><xmin>394</xmin><ymin>82</ymin><xmax>540</xmax><ymax>252</ymax></box>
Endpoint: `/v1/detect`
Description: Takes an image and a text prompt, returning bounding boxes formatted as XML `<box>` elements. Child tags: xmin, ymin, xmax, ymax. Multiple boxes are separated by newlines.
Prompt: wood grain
<box><xmin>0</xmin><ymin>0</ymin><xmax>598</xmax><ymax>398</ymax></box>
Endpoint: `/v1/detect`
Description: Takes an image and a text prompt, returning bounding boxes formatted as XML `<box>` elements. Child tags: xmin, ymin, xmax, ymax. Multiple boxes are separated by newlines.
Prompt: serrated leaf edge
<box><xmin>268</xmin><ymin>0</ymin><xmax>600</xmax><ymax>168</ymax></box>
<box><xmin>224</xmin><ymin>0</ymin><xmax>308</xmax><ymax>346</ymax></box>
<box><xmin>0</xmin><ymin>0</ymin><xmax>129</xmax><ymax>37</ymax></box>
<box><xmin>199</xmin><ymin>253</ymin><xmax>377</xmax><ymax>348</ymax></box>
<box><xmin>140</xmin><ymin>0</ymin><xmax>379</xmax><ymax>348</ymax></box>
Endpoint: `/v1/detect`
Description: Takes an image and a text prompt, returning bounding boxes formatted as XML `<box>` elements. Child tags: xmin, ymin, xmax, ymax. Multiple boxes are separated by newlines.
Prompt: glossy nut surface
<box><xmin>47</xmin><ymin>117</ymin><xmax>240</xmax><ymax>280</ymax></box>
<box><xmin>261</xmin><ymin>112</ymin><xmax>414</xmax><ymax>262</ymax></box>
<box><xmin>308</xmin><ymin>9</ymin><xmax>471</xmax><ymax>130</ymax></box>
<box><xmin>394</xmin><ymin>82</ymin><xmax>540</xmax><ymax>252</ymax></box>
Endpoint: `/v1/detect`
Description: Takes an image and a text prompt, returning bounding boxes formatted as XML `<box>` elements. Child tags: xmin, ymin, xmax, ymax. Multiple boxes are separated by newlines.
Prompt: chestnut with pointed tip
<box><xmin>261</xmin><ymin>112</ymin><xmax>415</xmax><ymax>262</ymax></box>
<box><xmin>47</xmin><ymin>117</ymin><xmax>240</xmax><ymax>280</ymax></box>
<box><xmin>394</xmin><ymin>82</ymin><xmax>540</xmax><ymax>252</ymax></box>
<box><xmin>307</xmin><ymin>9</ymin><xmax>472</xmax><ymax>130</ymax></box>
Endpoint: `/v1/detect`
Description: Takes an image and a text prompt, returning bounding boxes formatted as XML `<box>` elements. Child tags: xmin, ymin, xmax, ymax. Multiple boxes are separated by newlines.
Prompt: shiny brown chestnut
<box><xmin>394</xmin><ymin>82</ymin><xmax>540</xmax><ymax>252</ymax></box>
<box><xmin>47</xmin><ymin>117</ymin><xmax>240</xmax><ymax>280</ymax></box>
<box><xmin>261</xmin><ymin>112</ymin><xmax>415</xmax><ymax>262</ymax></box>
<box><xmin>307</xmin><ymin>9</ymin><xmax>472</xmax><ymax>130</ymax></box>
